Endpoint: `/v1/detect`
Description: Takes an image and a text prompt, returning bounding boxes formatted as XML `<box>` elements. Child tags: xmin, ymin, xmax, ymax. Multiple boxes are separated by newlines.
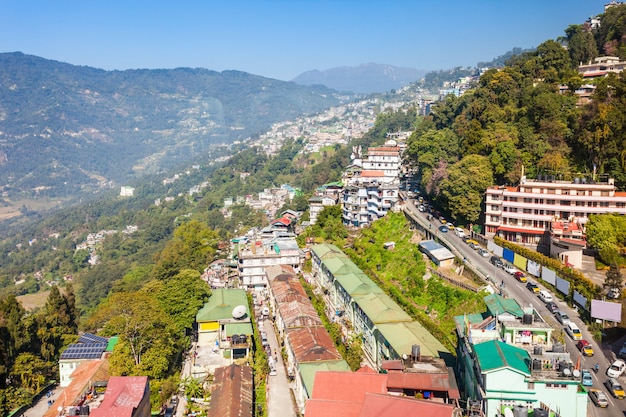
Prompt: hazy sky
<box><xmin>0</xmin><ymin>1</ymin><xmax>607</xmax><ymax>81</ymax></box>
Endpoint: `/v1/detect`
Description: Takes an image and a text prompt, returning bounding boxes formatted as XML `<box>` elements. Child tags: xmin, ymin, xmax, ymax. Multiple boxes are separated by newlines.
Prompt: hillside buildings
<box><xmin>455</xmin><ymin>294</ymin><xmax>587</xmax><ymax>417</ymax></box>
<box><xmin>341</xmin><ymin>141</ymin><xmax>403</xmax><ymax>228</ymax></box>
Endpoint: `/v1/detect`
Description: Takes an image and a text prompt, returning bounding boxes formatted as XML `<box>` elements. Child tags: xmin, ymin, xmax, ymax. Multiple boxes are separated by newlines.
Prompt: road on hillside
<box><xmin>402</xmin><ymin>196</ymin><xmax>625</xmax><ymax>417</ymax></box>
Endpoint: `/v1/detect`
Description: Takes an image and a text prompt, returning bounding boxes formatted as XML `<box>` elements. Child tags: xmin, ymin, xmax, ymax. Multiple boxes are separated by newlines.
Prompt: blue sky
<box><xmin>0</xmin><ymin>1</ymin><xmax>607</xmax><ymax>81</ymax></box>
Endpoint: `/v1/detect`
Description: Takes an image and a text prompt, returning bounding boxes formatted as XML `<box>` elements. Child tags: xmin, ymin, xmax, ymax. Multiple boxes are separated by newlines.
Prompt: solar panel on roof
<box><xmin>78</xmin><ymin>333</ymin><xmax>109</xmax><ymax>345</ymax></box>
<box><xmin>60</xmin><ymin>341</ymin><xmax>107</xmax><ymax>360</ymax></box>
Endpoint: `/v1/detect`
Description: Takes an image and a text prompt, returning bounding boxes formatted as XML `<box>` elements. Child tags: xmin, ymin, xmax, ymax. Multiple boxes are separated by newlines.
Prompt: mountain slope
<box><xmin>291</xmin><ymin>63</ymin><xmax>425</xmax><ymax>94</ymax></box>
<box><xmin>0</xmin><ymin>52</ymin><xmax>354</xmax><ymax>199</ymax></box>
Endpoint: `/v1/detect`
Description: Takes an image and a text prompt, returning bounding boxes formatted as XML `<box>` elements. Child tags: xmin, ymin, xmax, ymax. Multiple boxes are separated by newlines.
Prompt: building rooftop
<box><xmin>287</xmin><ymin>326</ymin><xmax>342</xmax><ymax>363</ymax></box>
<box><xmin>207</xmin><ymin>364</ymin><xmax>253</xmax><ymax>417</ymax></box>
<box><xmin>299</xmin><ymin>360</ymin><xmax>351</xmax><ymax>399</ymax></box>
<box><xmin>474</xmin><ymin>340</ymin><xmax>531</xmax><ymax>376</ymax></box>
<box><xmin>376</xmin><ymin>321</ymin><xmax>449</xmax><ymax>359</ymax></box>
<box><xmin>196</xmin><ymin>288</ymin><xmax>249</xmax><ymax>323</ymax></box>
<box><xmin>352</xmin><ymin>292</ymin><xmax>412</xmax><ymax>324</ymax></box>
<box><xmin>90</xmin><ymin>376</ymin><xmax>149</xmax><ymax>417</ymax></box>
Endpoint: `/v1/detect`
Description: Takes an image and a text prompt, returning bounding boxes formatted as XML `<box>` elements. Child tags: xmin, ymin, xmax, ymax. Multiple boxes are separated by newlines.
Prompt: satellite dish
<box><xmin>232</xmin><ymin>305</ymin><xmax>247</xmax><ymax>319</ymax></box>
<box><xmin>504</xmin><ymin>408</ymin><xmax>514</xmax><ymax>417</ymax></box>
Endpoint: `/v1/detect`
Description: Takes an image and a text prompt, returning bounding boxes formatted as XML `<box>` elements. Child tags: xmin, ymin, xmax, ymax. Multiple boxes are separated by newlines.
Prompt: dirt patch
<box><xmin>16</xmin><ymin>288</ymin><xmax>66</xmax><ymax>311</ymax></box>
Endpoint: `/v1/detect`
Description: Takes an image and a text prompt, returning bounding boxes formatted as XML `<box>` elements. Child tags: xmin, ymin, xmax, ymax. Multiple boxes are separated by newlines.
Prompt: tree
<box><xmin>606</xmin><ymin>263</ymin><xmax>623</xmax><ymax>289</ymax></box>
<box><xmin>440</xmin><ymin>154</ymin><xmax>494</xmax><ymax>222</ymax></box>
<box><xmin>88</xmin><ymin>292</ymin><xmax>175</xmax><ymax>371</ymax></box>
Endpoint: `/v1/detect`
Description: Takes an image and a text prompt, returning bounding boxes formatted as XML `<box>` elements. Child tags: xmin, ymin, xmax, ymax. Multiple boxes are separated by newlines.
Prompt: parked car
<box><xmin>538</xmin><ymin>290</ymin><xmax>553</xmax><ymax>303</ymax></box>
<box><xmin>605</xmin><ymin>377</ymin><xmax>625</xmax><ymax>399</ymax></box>
<box><xmin>526</xmin><ymin>282</ymin><xmax>540</xmax><ymax>294</ymax></box>
<box><xmin>589</xmin><ymin>389</ymin><xmax>609</xmax><ymax>408</ymax></box>
<box><xmin>607</xmin><ymin>359</ymin><xmax>626</xmax><ymax>378</ymax></box>
<box><xmin>502</xmin><ymin>263</ymin><xmax>517</xmax><ymax>274</ymax></box>
<box><xmin>554</xmin><ymin>310</ymin><xmax>570</xmax><ymax>325</ymax></box>
<box><xmin>581</xmin><ymin>369</ymin><xmax>593</xmax><ymax>386</ymax></box>
<box><xmin>514</xmin><ymin>271</ymin><xmax>527</xmax><ymax>283</ymax></box>
<box><xmin>577</xmin><ymin>339</ymin><xmax>594</xmax><ymax>357</ymax></box>
<box><xmin>545</xmin><ymin>301</ymin><xmax>558</xmax><ymax>313</ymax></box>
<box><xmin>462</xmin><ymin>236</ymin><xmax>471</xmax><ymax>244</ymax></box>
<box><xmin>490</xmin><ymin>256</ymin><xmax>504</xmax><ymax>268</ymax></box>
<box><xmin>477</xmin><ymin>248</ymin><xmax>489</xmax><ymax>257</ymax></box>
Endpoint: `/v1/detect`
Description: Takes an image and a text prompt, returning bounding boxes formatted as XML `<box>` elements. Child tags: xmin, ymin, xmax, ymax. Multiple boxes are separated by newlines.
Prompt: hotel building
<box><xmin>484</xmin><ymin>176</ymin><xmax>626</xmax><ymax>248</ymax></box>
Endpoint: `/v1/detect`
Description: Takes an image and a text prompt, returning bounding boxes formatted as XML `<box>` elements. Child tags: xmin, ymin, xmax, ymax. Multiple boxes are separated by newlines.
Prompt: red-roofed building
<box><xmin>90</xmin><ymin>376</ymin><xmax>150</xmax><ymax>417</ymax></box>
<box><xmin>306</xmin><ymin>370</ymin><xmax>460</xmax><ymax>417</ymax></box>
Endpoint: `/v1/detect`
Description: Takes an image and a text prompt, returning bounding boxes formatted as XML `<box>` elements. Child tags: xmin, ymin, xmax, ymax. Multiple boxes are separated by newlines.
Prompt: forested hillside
<box><xmin>0</xmin><ymin>52</ymin><xmax>353</xmax><ymax>200</ymax></box>
<box><xmin>405</xmin><ymin>4</ymin><xmax>626</xmax><ymax>224</ymax></box>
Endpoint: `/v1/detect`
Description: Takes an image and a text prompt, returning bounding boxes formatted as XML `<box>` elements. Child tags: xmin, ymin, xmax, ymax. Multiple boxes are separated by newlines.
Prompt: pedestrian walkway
<box><xmin>21</xmin><ymin>384</ymin><xmax>64</xmax><ymax>417</ymax></box>
<box><xmin>264</xmin><ymin>318</ymin><xmax>297</xmax><ymax>417</ymax></box>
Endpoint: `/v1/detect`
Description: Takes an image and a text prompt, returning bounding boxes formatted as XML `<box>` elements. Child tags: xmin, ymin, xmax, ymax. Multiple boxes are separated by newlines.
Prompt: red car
<box><xmin>514</xmin><ymin>271</ymin><xmax>527</xmax><ymax>282</ymax></box>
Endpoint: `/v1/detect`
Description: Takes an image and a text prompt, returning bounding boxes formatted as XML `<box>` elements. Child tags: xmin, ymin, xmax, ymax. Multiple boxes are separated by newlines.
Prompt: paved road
<box><xmin>263</xmin><ymin>317</ymin><xmax>297</xmax><ymax>417</ymax></box>
<box><xmin>403</xmin><ymin>197</ymin><xmax>625</xmax><ymax>417</ymax></box>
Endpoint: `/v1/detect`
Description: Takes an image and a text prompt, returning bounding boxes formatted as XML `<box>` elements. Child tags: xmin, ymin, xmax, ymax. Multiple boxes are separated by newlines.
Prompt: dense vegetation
<box><xmin>0</xmin><ymin>52</ymin><xmax>354</xmax><ymax>199</ymax></box>
<box><xmin>405</xmin><ymin>5</ymin><xmax>626</xmax><ymax>225</ymax></box>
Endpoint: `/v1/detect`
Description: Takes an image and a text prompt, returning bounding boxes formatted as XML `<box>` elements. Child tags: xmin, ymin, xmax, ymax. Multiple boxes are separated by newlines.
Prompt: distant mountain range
<box><xmin>292</xmin><ymin>63</ymin><xmax>426</xmax><ymax>94</ymax></box>
<box><xmin>0</xmin><ymin>52</ymin><xmax>356</xmax><ymax>201</ymax></box>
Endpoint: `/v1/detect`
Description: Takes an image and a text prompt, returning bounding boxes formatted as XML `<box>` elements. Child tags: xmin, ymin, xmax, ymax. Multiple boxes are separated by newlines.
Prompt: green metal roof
<box><xmin>312</xmin><ymin>243</ymin><xmax>344</xmax><ymax>260</ymax></box>
<box><xmin>376</xmin><ymin>321</ymin><xmax>449</xmax><ymax>359</ymax></box>
<box><xmin>196</xmin><ymin>288</ymin><xmax>249</xmax><ymax>322</ymax></box>
<box><xmin>224</xmin><ymin>322</ymin><xmax>254</xmax><ymax>336</ymax></box>
<box><xmin>484</xmin><ymin>294</ymin><xmax>524</xmax><ymax>318</ymax></box>
<box><xmin>335</xmin><ymin>272</ymin><xmax>383</xmax><ymax>296</ymax></box>
<box><xmin>322</xmin><ymin>257</ymin><xmax>357</xmax><ymax>276</ymax></box>
<box><xmin>106</xmin><ymin>336</ymin><xmax>119</xmax><ymax>352</ymax></box>
<box><xmin>353</xmin><ymin>292</ymin><xmax>412</xmax><ymax>324</ymax></box>
<box><xmin>298</xmin><ymin>359</ymin><xmax>351</xmax><ymax>399</ymax></box>
<box><xmin>474</xmin><ymin>340</ymin><xmax>531</xmax><ymax>376</ymax></box>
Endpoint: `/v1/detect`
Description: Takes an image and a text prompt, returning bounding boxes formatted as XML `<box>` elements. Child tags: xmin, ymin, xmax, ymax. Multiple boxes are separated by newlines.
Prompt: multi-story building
<box><xmin>484</xmin><ymin>175</ymin><xmax>626</xmax><ymax>247</ymax></box>
<box><xmin>454</xmin><ymin>294</ymin><xmax>587</xmax><ymax>417</ymax></box>
<box><xmin>341</xmin><ymin>141</ymin><xmax>401</xmax><ymax>228</ymax></box>
<box><xmin>236</xmin><ymin>236</ymin><xmax>302</xmax><ymax>290</ymax></box>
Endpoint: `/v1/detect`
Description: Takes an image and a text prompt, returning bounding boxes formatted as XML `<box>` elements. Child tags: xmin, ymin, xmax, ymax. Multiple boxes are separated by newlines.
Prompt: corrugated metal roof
<box><xmin>352</xmin><ymin>292</ymin><xmax>412</xmax><ymax>324</ymax></box>
<box><xmin>196</xmin><ymin>288</ymin><xmax>249</xmax><ymax>322</ymax></box>
<box><xmin>207</xmin><ymin>364</ymin><xmax>253</xmax><ymax>417</ymax></box>
<box><xmin>474</xmin><ymin>340</ymin><xmax>531</xmax><ymax>376</ymax></box>
<box><xmin>358</xmin><ymin>393</ymin><xmax>456</xmax><ymax>417</ymax></box>
<box><xmin>278</xmin><ymin>300</ymin><xmax>322</xmax><ymax>328</ymax></box>
<box><xmin>484</xmin><ymin>293</ymin><xmax>524</xmax><ymax>318</ymax></box>
<box><xmin>311</xmin><ymin>371</ymin><xmax>387</xmax><ymax>402</ymax></box>
<box><xmin>298</xmin><ymin>360</ymin><xmax>351</xmax><ymax>399</ymax></box>
<box><xmin>90</xmin><ymin>376</ymin><xmax>149</xmax><ymax>417</ymax></box>
<box><xmin>376</xmin><ymin>321</ymin><xmax>449</xmax><ymax>359</ymax></box>
<box><xmin>287</xmin><ymin>326</ymin><xmax>342</xmax><ymax>363</ymax></box>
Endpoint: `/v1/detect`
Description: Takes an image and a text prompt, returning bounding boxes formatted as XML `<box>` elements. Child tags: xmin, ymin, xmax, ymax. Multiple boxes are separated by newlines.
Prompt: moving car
<box><xmin>454</xmin><ymin>227</ymin><xmax>465</xmax><ymax>238</ymax></box>
<box><xmin>438</xmin><ymin>225</ymin><xmax>449</xmax><ymax>233</ymax></box>
<box><xmin>477</xmin><ymin>248</ymin><xmax>489</xmax><ymax>257</ymax></box>
<box><xmin>577</xmin><ymin>339</ymin><xmax>594</xmax><ymax>356</ymax></box>
<box><xmin>526</xmin><ymin>282</ymin><xmax>540</xmax><ymax>293</ymax></box>
<box><xmin>514</xmin><ymin>271</ymin><xmax>527</xmax><ymax>282</ymax></box>
<box><xmin>605</xmin><ymin>377</ymin><xmax>625</xmax><ymax>399</ymax></box>
<box><xmin>581</xmin><ymin>369</ymin><xmax>593</xmax><ymax>386</ymax></box>
<box><xmin>618</xmin><ymin>341</ymin><xmax>626</xmax><ymax>359</ymax></box>
<box><xmin>607</xmin><ymin>359</ymin><xmax>626</xmax><ymax>378</ymax></box>
<box><xmin>555</xmin><ymin>310</ymin><xmax>570</xmax><ymax>325</ymax></box>
<box><xmin>589</xmin><ymin>389</ymin><xmax>609</xmax><ymax>408</ymax></box>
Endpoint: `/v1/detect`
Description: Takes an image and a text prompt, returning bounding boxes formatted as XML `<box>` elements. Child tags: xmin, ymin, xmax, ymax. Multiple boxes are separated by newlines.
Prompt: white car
<box><xmin>607</xmin><ymin>359</ymin><xmax>626</xmax><ymax>378</ymax></box>
<box><xmin>502</xmin><ymin>263</ymin><xmax>517</xmax><ymax>274</ymax></box>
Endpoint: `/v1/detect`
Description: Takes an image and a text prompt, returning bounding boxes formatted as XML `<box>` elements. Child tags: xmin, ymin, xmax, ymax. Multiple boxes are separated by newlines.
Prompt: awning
<box><xmin>224</xmin><ymin>322</ymin><xmax>253</xmax><ymax>336</ymax></box>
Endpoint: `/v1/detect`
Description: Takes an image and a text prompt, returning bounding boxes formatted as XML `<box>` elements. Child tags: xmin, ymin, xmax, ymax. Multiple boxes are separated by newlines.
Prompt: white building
<box><xmin>120</xmin><ymin>186</ymin><xmax>135</xmax><ymax>197</ymax></box>
<box><xmin>236</xmin><ymin>237</ymin><xmax>303</xmax><ymax>290</ymax></box>
<box><xmin>484</xmin><ymin>175</ymin><xmax>626</xmax><ymax>247</ymax></box>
